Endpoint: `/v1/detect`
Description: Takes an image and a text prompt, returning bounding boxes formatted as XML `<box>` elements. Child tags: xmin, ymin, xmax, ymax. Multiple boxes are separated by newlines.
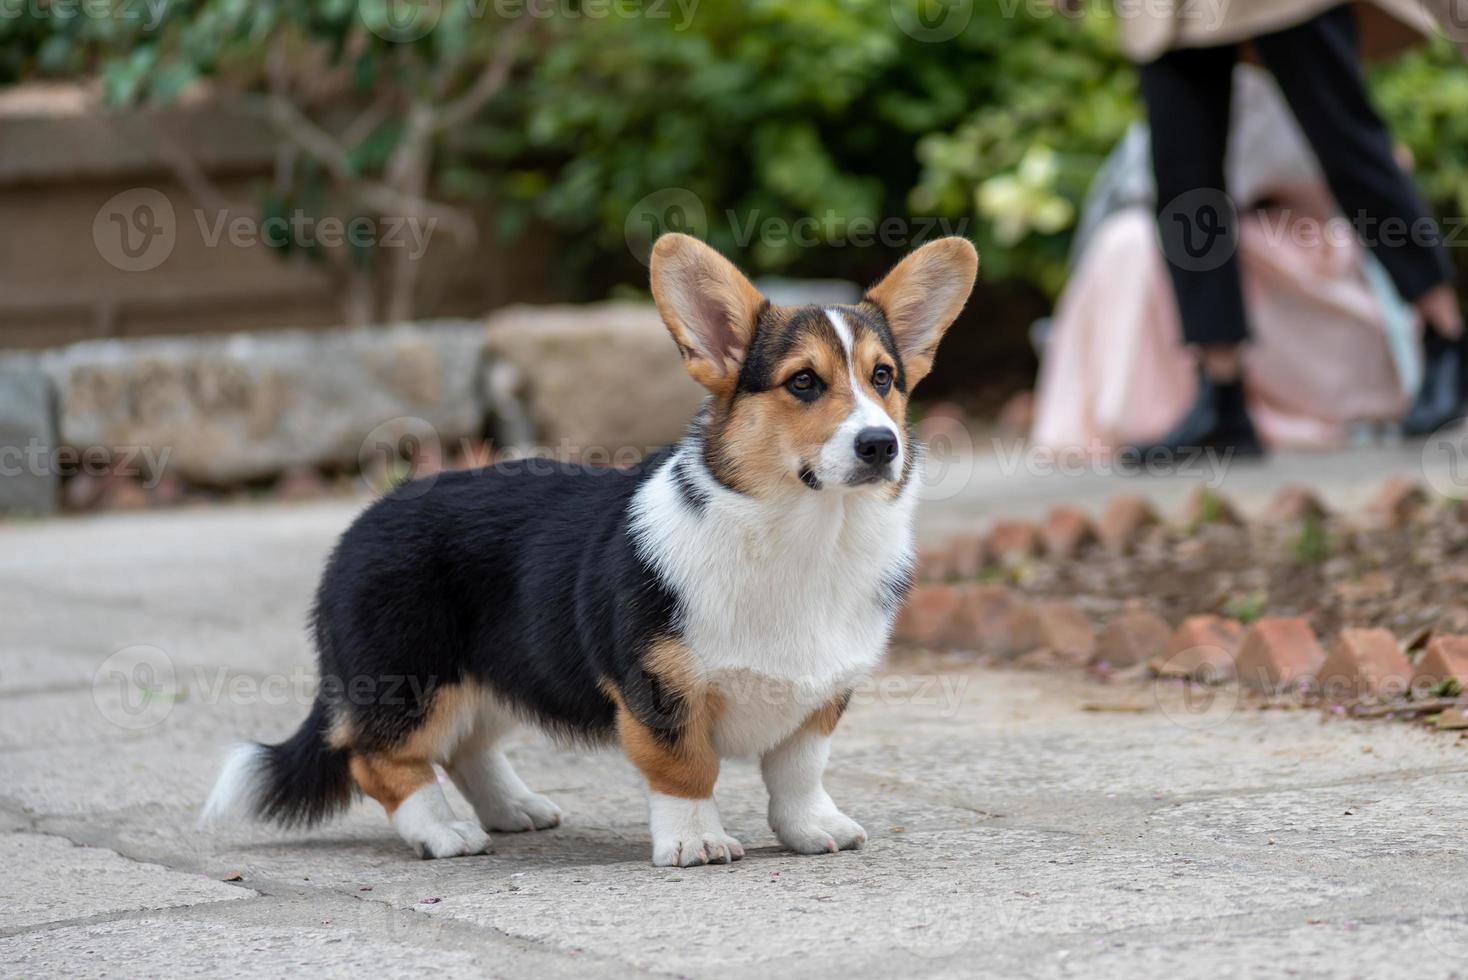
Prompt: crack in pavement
<box><xmin>4</xmin><ymin>819</ymin><xmax>674</xmax><ymax>977</ymax></box>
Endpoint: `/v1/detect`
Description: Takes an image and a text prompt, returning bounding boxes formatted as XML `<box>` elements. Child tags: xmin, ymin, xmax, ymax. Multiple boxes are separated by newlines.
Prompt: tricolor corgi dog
<box><xmin>203</xmin><ymin>233</ymin><xmax>978</xmax><ymax>866</ymax></box>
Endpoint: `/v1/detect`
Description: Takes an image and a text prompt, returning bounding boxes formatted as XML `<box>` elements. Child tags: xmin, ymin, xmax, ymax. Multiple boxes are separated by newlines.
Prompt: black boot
<box><xmin>1403</xmin><ymin>326</ymin><xmax>1466</xmax><ymax>436</ymax></box>
<box><xmin>1119</xmin><ymin>369</ymin><xmax>1263</xmax><ymax>468</ymax></box>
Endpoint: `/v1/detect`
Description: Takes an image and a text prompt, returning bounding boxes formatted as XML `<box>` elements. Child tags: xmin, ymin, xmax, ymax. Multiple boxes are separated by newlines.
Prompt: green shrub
<box><xmin>4</xmin><ymin>1</ymin><xmax>1463</xmax><ymax>308</ymax></box>
<box><xmin>485</xmin><ymin>0</ymin><xmax>1137</xmax><ymax>292</ymax></box>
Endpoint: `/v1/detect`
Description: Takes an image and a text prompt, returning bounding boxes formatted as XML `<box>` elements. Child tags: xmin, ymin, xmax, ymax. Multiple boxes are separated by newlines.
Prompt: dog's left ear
<box><xmin>865</xmin><ymin>237</ymin><xmax>979</xmax><ymax>387</ymax></box>
<box><xmin>650</xmin><ymin>233</ymin><xmax>765</xmax><ymax>394</ymax></box>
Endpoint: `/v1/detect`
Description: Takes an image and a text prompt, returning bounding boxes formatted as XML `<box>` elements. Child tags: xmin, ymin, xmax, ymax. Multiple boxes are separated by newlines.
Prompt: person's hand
<box><xmin>1417</xmin><ymin>283</ymin><xmax>1465</xmax><ymax>340</ymax></box>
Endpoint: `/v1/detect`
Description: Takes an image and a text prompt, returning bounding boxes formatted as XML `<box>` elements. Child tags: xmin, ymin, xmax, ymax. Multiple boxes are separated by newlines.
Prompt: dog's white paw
<box><xmin>411</xmin><ymin>820</ymin><xmax>492</xmax><ymax>860</ymax></box>
<box><xmin>480</xmin><ymin>791</ymin><xmax>562</xmax><ymax>833</ymax></box>
<box><xmin>647</xmin><ymin>793</ymin><xmax>745</xmax><ymax>867</ymax></box>
<box><xmin>393</xmin><ymin>788</ymin><xmax>492</xmax><ymax>859</ymax></box>
<box><xmin>771</xmin><ymin>806</ymin><xmax>866</xmax><ymax>855</ymax></box>
<box><xmin>652</xmin><ymin>830</ymin><xmax>745</xmax><ymax>867</ymax></box>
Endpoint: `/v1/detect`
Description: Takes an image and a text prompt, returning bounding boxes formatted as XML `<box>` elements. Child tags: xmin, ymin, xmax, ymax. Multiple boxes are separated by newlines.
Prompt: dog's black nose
<box><xmin>854</xmin><ymin>427</ymin><xmax>898</xmax><ymax>466</ymax></box>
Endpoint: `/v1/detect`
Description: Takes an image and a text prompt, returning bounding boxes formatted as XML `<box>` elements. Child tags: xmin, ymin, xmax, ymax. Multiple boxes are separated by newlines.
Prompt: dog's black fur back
<box><xmin>312</xmin><ymin>454</ymin><xmax>683</xmax><ymax>753</ymax></box>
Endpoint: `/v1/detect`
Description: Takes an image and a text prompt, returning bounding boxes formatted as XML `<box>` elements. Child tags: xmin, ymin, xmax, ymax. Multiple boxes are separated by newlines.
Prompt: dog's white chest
<box><xmin>630</xmin><ymin>453</ymin><xmax>917</xmax><ymax>755</ymax></box>
<box><xmin>706</xmin><ymin>671</ymin><xmax>836</xmax><ymax>757</ymax></box>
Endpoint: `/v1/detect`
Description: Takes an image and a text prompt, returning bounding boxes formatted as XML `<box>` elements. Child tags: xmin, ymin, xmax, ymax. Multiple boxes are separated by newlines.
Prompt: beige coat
<box><xmin>1118</xmin><ymin>0</ymin><xmax>1468</xmax><ymax>63</ymax></box>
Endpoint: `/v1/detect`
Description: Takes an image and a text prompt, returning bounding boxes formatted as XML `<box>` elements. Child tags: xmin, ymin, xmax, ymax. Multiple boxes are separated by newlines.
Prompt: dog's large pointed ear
<box><xmin>865</xmin><ymin>237</ymin><xmax>979</xmax><ymax>386</ymax></box>
<box><xmin>650</xmin><ymin>233</ymin><xmax>765</xmax><ymax>393</ymax></box>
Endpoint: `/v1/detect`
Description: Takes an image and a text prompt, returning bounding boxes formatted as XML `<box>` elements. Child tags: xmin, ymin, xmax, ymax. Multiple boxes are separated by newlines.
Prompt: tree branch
<box><xmin>247</xmin><ymin>92</ymin><xmax>477</xmax><ymax>243</ymax></box>
<box><xmin>257</xmin><ymin>34</ymin><xmax>475</xmax><ymax>238</ymax></box>
<box><xmin>143</xmin><ymin>115</ymin><xmax>248</xmax><ymax>218</ymax></box>
<box><xmin>338</xmin><ymin>92</ymin><xmax>396</xmax><ymax>151</ymax></box>
<box><xmin>434</xmin><ymin>14</ymin><xmax>535</xmax><ymax>132</ymax></box>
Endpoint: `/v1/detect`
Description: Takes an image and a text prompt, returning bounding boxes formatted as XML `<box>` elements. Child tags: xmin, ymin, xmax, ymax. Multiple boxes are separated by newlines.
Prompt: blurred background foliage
<box><xmin>2</xmin><ymin>0</ymin><xmax>1464</xmax><ymax>309</ymax></box>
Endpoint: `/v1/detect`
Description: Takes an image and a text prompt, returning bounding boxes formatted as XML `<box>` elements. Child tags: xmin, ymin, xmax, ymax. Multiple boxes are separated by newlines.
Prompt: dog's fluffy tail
<box><xmin>200</xmin><ymin>696</ymin><xmax>354</xmax><ymax>829</ymax></box>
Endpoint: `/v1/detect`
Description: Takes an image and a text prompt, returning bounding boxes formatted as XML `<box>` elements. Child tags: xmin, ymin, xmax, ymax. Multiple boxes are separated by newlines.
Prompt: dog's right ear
<box><xmin>650</xmin><ymin>234</ymin><xmax>765</xmax><ymax>394</ymax></box>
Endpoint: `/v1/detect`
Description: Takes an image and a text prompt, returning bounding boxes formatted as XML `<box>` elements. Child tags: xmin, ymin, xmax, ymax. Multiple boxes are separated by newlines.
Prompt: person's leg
<box><xmin>1254</xmin><ymin>4</ymin><xmax>1463</xmax><ymax>432</ymax></box>
<box><xmin>1255</xmin><ymin>5</ymin><xmax>1453</xmax><ymax>312</ymax></box>
<box><xmin>1131</xmin><ymin>43</ymin><xmax>1262</xmax><ymax>457</ymax></box>
<box><xmin>1140</xmin><ymin>43</ymin><xmax>1246</xmax><ymax>354</ymax></box>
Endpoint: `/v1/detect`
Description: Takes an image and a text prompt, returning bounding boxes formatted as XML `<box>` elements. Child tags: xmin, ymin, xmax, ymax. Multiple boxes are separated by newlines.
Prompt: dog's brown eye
<box><xmin>786</xmin><ymin>370</ymin><xmax>823</xmax><ymax>402</ymax></box>
<box><xmin>872</xmin><ymin>365</ymin><xmax>893</xmax><ymax>390</ymax></box>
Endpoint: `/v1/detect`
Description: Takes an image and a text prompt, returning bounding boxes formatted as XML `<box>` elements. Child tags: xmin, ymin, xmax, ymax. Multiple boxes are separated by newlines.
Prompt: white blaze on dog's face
<box><xmin>650</xmin><ymin>234</ymin><xmax>978</xmax><ymax>497</ymax></box>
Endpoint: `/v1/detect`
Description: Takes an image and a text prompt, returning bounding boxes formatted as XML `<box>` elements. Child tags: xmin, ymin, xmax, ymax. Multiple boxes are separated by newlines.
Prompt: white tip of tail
<box><xmin>199</xmin><ymin>743</ymin><xmax>267</xmax><ymax>830</ymax></box>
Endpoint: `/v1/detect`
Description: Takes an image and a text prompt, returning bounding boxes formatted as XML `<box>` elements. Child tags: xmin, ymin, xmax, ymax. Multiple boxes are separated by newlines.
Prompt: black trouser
<box><xmin>1139</xmin><ymin>3</ymin><xmax>1453</xmax><ymax>346</ymax></box>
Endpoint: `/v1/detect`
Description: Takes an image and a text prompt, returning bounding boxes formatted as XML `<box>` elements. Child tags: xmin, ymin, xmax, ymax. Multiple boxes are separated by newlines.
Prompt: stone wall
<box><xmin>485</xmin><ymin>302</ymin><xmax>705</xmax><ymax>459</ymax></box>
<box><xmin>34</xmin><ymin>323</ymin><xmax>492</xmax><ymax>485</ymax></box>
<box><xmin>0</xmin><ymin>303</ymin><xmax>704</xmax><ymax>515</ymax></box>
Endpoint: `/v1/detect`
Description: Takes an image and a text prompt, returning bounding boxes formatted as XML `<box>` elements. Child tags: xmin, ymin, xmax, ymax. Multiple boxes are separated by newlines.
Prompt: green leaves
<box><xmin>100</xmin><ymin>44</ymin><xmax>159</xmax><ymax>104</ymax></box>
<box><xmin>9</xmin><ymin>0</ymin><xmax>1465</xmax><ymax>307</ymax></box>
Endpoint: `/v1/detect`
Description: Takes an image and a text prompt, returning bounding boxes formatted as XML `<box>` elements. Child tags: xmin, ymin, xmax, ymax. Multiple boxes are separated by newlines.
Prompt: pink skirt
<box><xmin>1031</xmin><ymin>206</ymin><xmax>1410</xmax><ymax>451</ymax></box>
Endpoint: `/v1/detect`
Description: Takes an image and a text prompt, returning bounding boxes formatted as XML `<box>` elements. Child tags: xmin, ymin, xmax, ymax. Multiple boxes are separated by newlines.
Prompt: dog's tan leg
<box><xmin>350</xmin><ymin>753</ymin><xmax>489</xmax><ymax>858</ymax></box>
<box><xmin>761</xmin><ymin>694</ymin><xmax>866</xmax><ymax>854</ymax></box>
<box><xmin>614</xmin><ymin>689</ymin><xmax>743</xmax><ymax>867</ymax></box>
<box><xmin>346</xmin><ymin>684</ymin><xmax>490</xmax><ymax>859</ymax></box>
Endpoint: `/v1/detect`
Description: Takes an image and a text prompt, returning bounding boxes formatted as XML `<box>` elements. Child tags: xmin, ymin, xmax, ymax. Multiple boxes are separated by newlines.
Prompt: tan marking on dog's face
<box><xmin>711</xmin><ymin>322</ymin><xmax>849</xmax><ymax>494</ymax></box>
<box><xmin>705</xmin><ymin>305</ymin><xmax>909</xmax><ymax>496</ymax></box>
<box><xmin>852</xmin><ymin>327</ymin><xmax>909</xmax><ymax>429</ymax></box>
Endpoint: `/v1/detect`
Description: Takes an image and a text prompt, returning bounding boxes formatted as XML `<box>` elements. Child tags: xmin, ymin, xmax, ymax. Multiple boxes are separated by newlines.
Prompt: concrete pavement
<box><xmin>3</xmin><ymin>449</ymin><xmax>1467</xmax><ymax>978</ymax></box>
